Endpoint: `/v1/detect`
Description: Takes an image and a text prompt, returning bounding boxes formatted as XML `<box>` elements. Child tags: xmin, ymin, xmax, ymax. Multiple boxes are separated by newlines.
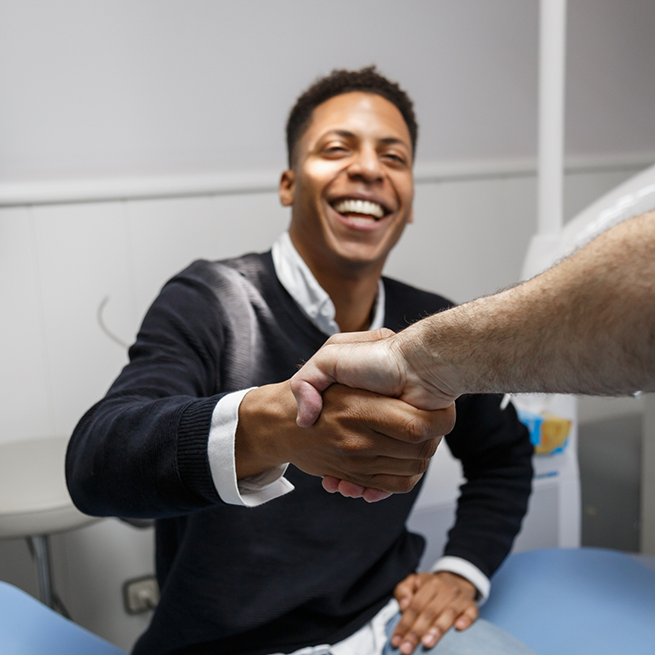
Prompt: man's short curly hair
<box><xmin>286</xmin><ymin>66</ymin><xmax>418</xmax><ymax>167</ymax></box>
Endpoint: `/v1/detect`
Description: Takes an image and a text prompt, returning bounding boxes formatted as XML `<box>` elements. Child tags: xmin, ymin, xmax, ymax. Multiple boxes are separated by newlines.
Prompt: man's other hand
<box><xmin>391</xmin><ymin>572</ymin><xmax>479</xmax><ymax>653</ymax></box>
<box><xmin>236</xmin><ymin>382</ymin><xmax>455</xmax><ymax>497</ymax></box>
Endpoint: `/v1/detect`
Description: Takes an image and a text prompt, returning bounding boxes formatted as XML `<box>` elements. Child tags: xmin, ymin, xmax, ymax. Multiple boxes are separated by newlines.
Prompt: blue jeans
<box><xmin>381</xmin><ymin>613</ymin><xmax>537</xmax><ymax>655</ymax></box>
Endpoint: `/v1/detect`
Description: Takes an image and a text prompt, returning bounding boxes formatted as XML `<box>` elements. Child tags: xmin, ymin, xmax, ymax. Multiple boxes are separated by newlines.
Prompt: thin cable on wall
<box><xmin>97</xmin><ymin>296</ymin><xmax>130</xmax><ymax>349</ymax></box>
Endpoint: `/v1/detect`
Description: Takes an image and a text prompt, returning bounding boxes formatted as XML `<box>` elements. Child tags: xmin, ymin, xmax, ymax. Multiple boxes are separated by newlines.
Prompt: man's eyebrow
<box><xmin>323</xmin><ymin>130</ymin><xmax>410</xmax><ymax>149</ymax></box>
<box><xmin>323</xmin><ymin>129</ymin><xmax>357</xmax><ymax>140</ymax></box>
<box><xmin>379</xmin><ymin>137</ymin><xmax>410</xmax><ymax>149</ymax></box>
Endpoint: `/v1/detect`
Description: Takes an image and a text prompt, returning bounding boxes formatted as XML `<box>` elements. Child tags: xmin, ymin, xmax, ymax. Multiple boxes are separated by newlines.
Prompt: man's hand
<box><xmin>391</xmin><ymin>572</ymin><xmax>479</xmax><ymax>653</ymax></box>
<box><xmin>289</xmin><ymin>328</ymin><xmax>460</xmax><ymax>502</ymax></box>
<box><xmin>236</xmin><ymin>381</ymin><xmax>455</xmax><ymax>498</ymax></box>
<box><xmin>289</xmin><ymin>329</ymin><xmax>459</xmax><ymax>429</ymax></box>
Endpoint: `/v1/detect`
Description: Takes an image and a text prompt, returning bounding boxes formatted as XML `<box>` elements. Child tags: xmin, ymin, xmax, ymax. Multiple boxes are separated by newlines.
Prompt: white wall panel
<box><xmin>1</xmin><ymin>1</ymin><xmax>654</xmax><ymax>183</ymax></box>
<box><xmin>126</xmin><ymin>195</ymin><xmax>216</xmax><ymax>320</ymax></box>
<box><xmin>564</xmin><ymin>168</ymin><xmax>638</xmax><ymax>223</ymax></box>
<box><xmin>0</xmin><ymin>208</ymin><xmax>53</xmax><ymax>442</ymax></box>
<box><xmin>52</xmin><ymin>519</ymin><xmax>155</xmax><ymax>652</ymax></box>
<box><xmin>386</xmin><ymin>176</ymin><xmax>537</xmax><ymax>304</ymax></box>
<box><xmin>126</xmin><ymin>192</ymin><xmax>289</xmax><ymax>322</ymax></box>
<box><xmin>31</xmin><ymin>203</ymin><xmax>133</xmax><ymax>437</ymax></box>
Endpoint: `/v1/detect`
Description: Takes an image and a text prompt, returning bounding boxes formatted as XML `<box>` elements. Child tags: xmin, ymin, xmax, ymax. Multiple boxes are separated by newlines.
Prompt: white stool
<box><xmin>0</xmin><ymin>436</ymin><xmax>97</xmax><ymax>612</ymax></box>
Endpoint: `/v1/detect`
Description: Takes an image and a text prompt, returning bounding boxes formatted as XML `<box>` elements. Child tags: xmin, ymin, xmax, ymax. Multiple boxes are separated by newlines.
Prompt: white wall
<box><xmin>1</xmin><ymin>0</ymin><xmax>654</xmax><ymax>182</ymax></box>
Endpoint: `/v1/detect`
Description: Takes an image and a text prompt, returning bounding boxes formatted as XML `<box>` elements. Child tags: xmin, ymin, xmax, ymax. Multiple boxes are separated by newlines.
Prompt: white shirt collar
<box><xmin>271</xmin><ymin>232</ymin><xmax>385</xmax><ymax>336</ymax></box>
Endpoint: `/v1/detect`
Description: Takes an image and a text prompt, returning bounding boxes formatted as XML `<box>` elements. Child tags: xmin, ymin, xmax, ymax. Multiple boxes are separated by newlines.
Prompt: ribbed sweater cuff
<box><xmin>177</xmin><ymin>397</ymin><xmax>222</xmax><ymax>503</ymax></box>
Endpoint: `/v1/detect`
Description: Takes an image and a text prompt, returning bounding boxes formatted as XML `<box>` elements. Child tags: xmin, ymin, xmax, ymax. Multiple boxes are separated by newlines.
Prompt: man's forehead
<box><xmin>305</xmin><ymin>92</ymin><xmax>412</xmax><ymax>145</ymax></box>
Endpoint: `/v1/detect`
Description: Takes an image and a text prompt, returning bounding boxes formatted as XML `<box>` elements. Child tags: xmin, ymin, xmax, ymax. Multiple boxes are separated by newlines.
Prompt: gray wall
<box><xmin>1</xmin><ymin>0</ymin><xmax>654</xmax><ymax>181</ymax></box>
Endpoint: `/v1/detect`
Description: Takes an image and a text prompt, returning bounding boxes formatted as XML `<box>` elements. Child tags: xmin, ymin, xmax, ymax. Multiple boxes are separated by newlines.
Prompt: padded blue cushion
<box><xmin>0</xmin><ymin>581</ymin><xmax>126</xmax><ymax>655</ymax></box>
<box><xmin>480</xmin><ymin>548</ymin><xmax>655</xmax><ymax>655</ymax></box>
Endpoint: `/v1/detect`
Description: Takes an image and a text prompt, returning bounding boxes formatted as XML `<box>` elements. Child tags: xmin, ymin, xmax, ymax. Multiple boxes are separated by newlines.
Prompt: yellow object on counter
<box><xmin>535</xmin><ymin>413</ymin><xmax>571</xmax><ymax>455</ymax></box>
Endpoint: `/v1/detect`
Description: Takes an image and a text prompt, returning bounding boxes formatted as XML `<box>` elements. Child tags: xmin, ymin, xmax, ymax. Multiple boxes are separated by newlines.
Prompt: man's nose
<box><xmin>348</xmin><ymin>146</ymin><xmax>383</xmax><ymax>183</ymax></box>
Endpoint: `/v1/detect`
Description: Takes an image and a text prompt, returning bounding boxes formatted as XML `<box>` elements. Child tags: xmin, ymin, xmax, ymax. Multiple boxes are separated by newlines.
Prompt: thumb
<box><xmin>290</xmin><ymin>328</ymin><xmax>398</xmax><ymax>426</ymax></box>
<box><xmin>291</xmin><ymin>377</ymin><xmax>328</xmax><ymax>427</ymax></box>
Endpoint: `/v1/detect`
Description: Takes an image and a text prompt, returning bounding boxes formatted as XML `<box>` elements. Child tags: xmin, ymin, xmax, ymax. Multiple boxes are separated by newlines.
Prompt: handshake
<box><xmin>287</xmin><ymin>326</ymin><xmax>462</xmax><ymax>503</ymax></box>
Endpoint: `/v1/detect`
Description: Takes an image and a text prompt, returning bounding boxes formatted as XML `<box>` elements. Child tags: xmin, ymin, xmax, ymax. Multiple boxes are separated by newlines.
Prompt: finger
<box><xmin>358</xmin><ymin>472</ymin><xmax>427</xmax><ymax>495</ymax></box>
<box><xmin>331</xmin><ymin>472</ymin><xmax>426</xmax><ymax>497</ymax></box>
<box><xmin>323</xmin><ymin>477</ymin><xmax>392</xmax><ymax>502</ymax></box>
<box><xmin>321</xmin><ymin>476</ymin><xmax>340</xmax><ymax>493</ymax></box>
<box><xmin>336</xmin><ymin>480</ymin><xmax>366</xmax><ymax>498</ymax></box>
<box><xmin>394</xmin><ymin>574</ymin><xmax>419</xmax><ymax>611</ymax></box>
<box><xmin>454</xmin><ymin>603</ymin><xmax>479</xmax><ymax>631</ymax></box>
<box><xmin>392</xmin><ymin>573</ymin><xmax>478</xmax><ymax>652</ymax></box>
<box><xmin>291</xmin><ymin>336</ymin><xmax>406</xmax><ymax>428</ymax></box>
<box><xmin>392</xmin><ymin>575</ymin><xmax>455</xmax><ymax>649</ymax></box>
<box><xmin>363</xmin><ymin>488</ymin><xmax>392</xmax><ymax>502</ymax></box>
<box><xmin>359</xmin><ymin>399</ymin><xmax>456</xmax><ymax>445</ymax></box>
<box><xmin>317</xmin><ymin>388</ymin><xmax>446</xmax><ymax>460</ymax></box>
<box><xmin>290</xmin><ymin>330</ymin><xmax>395</xmax><ymax>427</ymax></box>
<box><xmin>354</xmin><ymin>453</ymin><xmax>433</xmax><ymax>479</ymax></box>
<box><xmin>392</xmin><ymin>584</ymin><xmax>439</xmax><ymax>645</ymax></box>
<box><xmin>321</xmin><ymin>328</ymin><xmax>396</xmax><ymax>344</ymax></box>
<box><xmin>292</xmin><ymin>378</ymin><xmax>328</xmax><ymax>427</ymax></box>
<box><xmin>398</xmin><ymin>601</ymin><xmax>459</xmax><ymax>654</ymax></box>
<box><xmin>419</xmin><ymin>599</ymin><xmax>478</xmax><ymax>649</ymax></box>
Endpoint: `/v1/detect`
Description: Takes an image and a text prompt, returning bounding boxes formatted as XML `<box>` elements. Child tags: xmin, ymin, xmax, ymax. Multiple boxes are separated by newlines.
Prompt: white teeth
<box><xmin>334</xmin><ymin>198</ymin><xmax>385</xmax><ymax>219</ymax></box>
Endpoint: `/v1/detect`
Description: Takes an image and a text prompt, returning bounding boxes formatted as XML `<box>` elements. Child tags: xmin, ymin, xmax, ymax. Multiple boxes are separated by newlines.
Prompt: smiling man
<box><xmin>67</xmin><ymin>68</ymin><xmax>534</xmax><ymax>655</ymax></box>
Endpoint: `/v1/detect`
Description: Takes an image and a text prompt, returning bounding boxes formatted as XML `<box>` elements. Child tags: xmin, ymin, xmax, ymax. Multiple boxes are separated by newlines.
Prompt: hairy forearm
<box><xmin>398</xmin><ymin>211</ymin><xmax>655</xmax><ymax>397</ymax></box>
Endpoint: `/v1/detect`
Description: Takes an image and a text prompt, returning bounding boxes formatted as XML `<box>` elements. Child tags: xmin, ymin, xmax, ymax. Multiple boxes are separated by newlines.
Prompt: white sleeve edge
<box><xmin>207</xmin><ymin>388</ymin><xmax>294</xmax><ymax>507</ymax></box>
<box><xmin>431</xmin><ymin>556</ymin><xmax>491</xmax><ymax>604</ymax></box>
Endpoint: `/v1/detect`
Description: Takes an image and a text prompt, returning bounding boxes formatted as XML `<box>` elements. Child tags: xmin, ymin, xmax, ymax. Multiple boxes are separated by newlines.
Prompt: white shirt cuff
<box><xmin>431</xmin><ymin>556</ymin><xmax>491</xmax><ymax>604</ymax></box>
<box><xmin>207</xmin><ymin>388</ymin><xmax>295</xmax><ymax>507</ymax></box>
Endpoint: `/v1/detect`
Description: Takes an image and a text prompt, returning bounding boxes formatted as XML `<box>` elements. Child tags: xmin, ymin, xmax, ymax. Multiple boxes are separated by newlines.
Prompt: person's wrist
<box><xmin>393</xmin><ymin>319</ymin><xmax>465</xmax><ymax>400</ymax></box>
<box><xmin>235</xmin><ymin>383</ymin><xmax>292</xmax><ymax>478</ymax></box>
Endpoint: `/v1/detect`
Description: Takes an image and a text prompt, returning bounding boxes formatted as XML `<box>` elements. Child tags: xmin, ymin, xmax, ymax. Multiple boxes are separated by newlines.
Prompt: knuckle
<box><xmin>407</xmin><ymin>597</ymin><xmax>423</xmax><ymax>614</ymax></box>
<box><xmin>418</xmin><ymin>438</ymin><xmax>438</xmax><ymax>460</ymax></box>
<box><xmin>445</xmin><ymin>583</ymin><xmax>459</xmax><ymax>597</ymax></box>
<box><xmin>440</xmin><ymin>607</ymin><xmax>457</xmax><ymax>623</ymax></box>
<box><xmin>467</xmin><ymin>604</ymin><xmax>480</xmax><ymax>619</ymax></box>
<box><xmin>394</xmin><ymin>476</ymin><xmax>417</xmax><ymax>494</ymax></box>
<box><xmin>399</xmin><ymin>613</ymin><xmax>415</xmax><ymax>626</ymax></box>
<box><xmin>420</xmin><ymin>606</ymin><xmax>438</xmax><ymax>623</ymax></box>
<box><xmin>434</xmin><ymin>611</ymin><xmax>457</xmax><ymax>631</ymax></box>
<box><xmin>412</xmin><ymin>458</ymin><xmax>430</xmax><ymax>476</ymax></box>
<box><xmin>397</xmin><ymin>616</ymin><xmax>415</xmax><ymax>632</ymax></box>
<box><xmin>335</xmin><ymin>436</ymin><xmax>366</xmax><ymax>457</ymax></box>
<box><xmin>403</xmin><ymin>416</ymin><xmax>429</xmax><ymax>443</ymax></box>
<box><xmin>445</xmin><ymin>404</ymin><xmax>457</xmax><ymax>432</ymax></box>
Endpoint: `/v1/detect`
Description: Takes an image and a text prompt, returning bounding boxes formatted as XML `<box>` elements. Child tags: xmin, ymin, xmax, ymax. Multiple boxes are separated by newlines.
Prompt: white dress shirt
<box><xmin>205</xmin><ymin>232</ymin><xmax>490</xmax><ymax>654</ymax></box>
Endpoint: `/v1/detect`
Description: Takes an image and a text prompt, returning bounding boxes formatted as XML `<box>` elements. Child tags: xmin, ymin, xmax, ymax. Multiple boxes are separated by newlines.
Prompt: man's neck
<box><xmin>318</xmin><ymin>271</ymin><xmax>380</xmax><ymax>332</ymax></box>
<box><xmin>290</xmin><ymin>240</ymin><xmax>382</xmax><ymax>333</ymax></box>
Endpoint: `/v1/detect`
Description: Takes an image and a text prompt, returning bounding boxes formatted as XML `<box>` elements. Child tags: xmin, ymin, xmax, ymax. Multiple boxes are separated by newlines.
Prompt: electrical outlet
<box><xmin>123</xmin><ymin>575</ymin><xmax>160</xmax><ymax>615</ymax></box>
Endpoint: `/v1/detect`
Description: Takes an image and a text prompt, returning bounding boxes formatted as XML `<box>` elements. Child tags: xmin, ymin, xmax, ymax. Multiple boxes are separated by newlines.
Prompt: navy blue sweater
<box><xmin>66</xmin><ymin>252</ymin><xmax>532</xmax><ymax>655</ymax></box>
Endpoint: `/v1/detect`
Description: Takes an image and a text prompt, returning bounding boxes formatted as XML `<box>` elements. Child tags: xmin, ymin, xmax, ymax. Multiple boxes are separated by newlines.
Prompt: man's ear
<box><xmin>408</xmin><ymin>208</ymin><xmax>414</xmax><ymax>224</ymax></box>
<box><xmin>279</xmin><ymin>170</ymin><xmax>295</xmax><ymax>207</ymax></box>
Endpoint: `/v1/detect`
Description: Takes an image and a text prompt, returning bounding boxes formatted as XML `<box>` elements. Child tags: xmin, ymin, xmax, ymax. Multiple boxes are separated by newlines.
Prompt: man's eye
<box><xmin>383</xmin><ymin>153</ymin><xmax>406</xmax><ymax>164</ymax></box>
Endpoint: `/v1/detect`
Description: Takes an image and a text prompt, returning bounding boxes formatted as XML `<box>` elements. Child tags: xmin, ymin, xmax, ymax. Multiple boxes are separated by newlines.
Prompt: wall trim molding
<box><xmin>1</xmin><ymin>153</ymin><xmax>654</xmax><ymax>208</ymax></box>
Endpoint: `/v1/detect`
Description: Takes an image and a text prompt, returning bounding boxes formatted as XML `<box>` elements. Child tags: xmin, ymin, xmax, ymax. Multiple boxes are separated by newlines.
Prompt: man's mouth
<box><xmin>332</xmin><ymin>198</ymin><xmax>387</xmax><ymax>221</ymax></box>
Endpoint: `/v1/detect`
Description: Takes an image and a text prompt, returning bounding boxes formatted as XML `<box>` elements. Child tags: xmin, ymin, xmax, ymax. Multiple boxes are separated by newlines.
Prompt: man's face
<box><xmin>280</xmin><ymin>92</ymin><xmax>414</xmax><ymax>276</ymax></box>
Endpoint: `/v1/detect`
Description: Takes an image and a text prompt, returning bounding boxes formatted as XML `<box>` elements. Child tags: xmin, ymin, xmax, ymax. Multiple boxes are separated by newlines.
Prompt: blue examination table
<box><xmin>480</xmin><ymin>548</ymin><xmax>655</xmax><ymax>654</ymax></box>
<box><xmin>0</xmin><ymin>580</ymin><xmax>125</xmax><ymax>655</ymax></box>
<box><xmin>2</xmin><ymin>548</ymin><xmax>655</xmax><ymax>654</ymax></box>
